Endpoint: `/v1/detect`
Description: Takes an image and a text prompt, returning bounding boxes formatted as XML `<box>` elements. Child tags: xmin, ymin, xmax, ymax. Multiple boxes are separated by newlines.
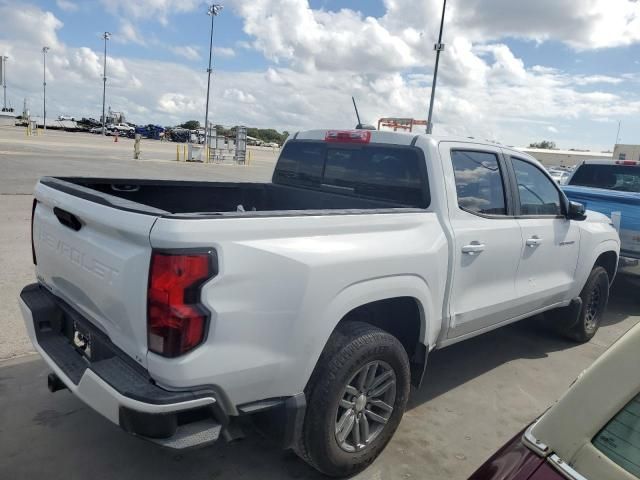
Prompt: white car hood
<box><xmin>584</xmin><ymin>209</ymin><xmax>612</xmax><ymax>225</ymax></box>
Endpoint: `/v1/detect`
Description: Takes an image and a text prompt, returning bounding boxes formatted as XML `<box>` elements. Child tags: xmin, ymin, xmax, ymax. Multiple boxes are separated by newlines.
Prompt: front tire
<box><xmin>297</xmin><ymin>322</ymin><xmax>410</xmax><ymax>477</ymax></box>
<box><xmin>554</xmin><ymin>266</ymin><xmax>610</xmax><ymax>342</ymax></box>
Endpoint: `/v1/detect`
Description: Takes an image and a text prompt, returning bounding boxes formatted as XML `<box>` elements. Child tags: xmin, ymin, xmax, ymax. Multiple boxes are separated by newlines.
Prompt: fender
<box><xmin>570</xmin><ymin>238</ymin><xmax>619</xmax><ymax>299</ymax></box>
<box><xmin>296</xmin><ymin>274</ymin><xmax>437</xmax><ymax>393</ymax></box>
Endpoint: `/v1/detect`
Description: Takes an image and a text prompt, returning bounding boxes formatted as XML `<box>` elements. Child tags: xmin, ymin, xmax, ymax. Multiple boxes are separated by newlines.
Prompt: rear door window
<box><xmin>451</xmin><ymin>150</ymin><xmax>507</xmax><ymax>215</ymax></box>
<box><xmin>593</xmin><ymin>392</ymin><xmax>640</xmax><ymax>478</ymax></box>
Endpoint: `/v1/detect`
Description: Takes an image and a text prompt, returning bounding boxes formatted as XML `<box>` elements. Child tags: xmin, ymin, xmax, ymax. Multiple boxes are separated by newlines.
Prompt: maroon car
<box><xmin>469</xmin><ymin>322</ymin><xmax>640</xmax><ymax>480</ymax></box>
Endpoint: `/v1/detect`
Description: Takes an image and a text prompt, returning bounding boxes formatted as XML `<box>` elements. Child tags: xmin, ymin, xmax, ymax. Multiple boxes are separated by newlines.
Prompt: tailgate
<box><xmin>32</xmin><ymin>181</ymin><xmax>158</xmax><ymax>367</ymax></box>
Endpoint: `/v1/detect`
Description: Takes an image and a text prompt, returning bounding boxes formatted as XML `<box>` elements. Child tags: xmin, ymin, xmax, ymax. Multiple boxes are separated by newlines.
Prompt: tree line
<box><xmin>178</xmin><ymin>120</ymin><xmax>289</xmax><ymax>145</ymax></box>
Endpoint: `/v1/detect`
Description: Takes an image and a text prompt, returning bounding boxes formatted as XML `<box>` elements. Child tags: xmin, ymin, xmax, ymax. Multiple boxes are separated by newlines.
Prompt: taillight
<box><xmin>147</xmin><ymin>250</ymin><xmax>217</xmax><ymax>357</ymax></box>
<box><xmin>615</xmin><ymin>160</ymin><xmax>638</xmax><ymax>166</ymax></box>
<box><xmin>31</xmin><ymin>199</ymin><xmax>38</xmax><ymax>265</ymax></box>
<box><xmin>325</xmin><ymin>130</ymin><xmax>371</xmax><ymax>143</ymax></box>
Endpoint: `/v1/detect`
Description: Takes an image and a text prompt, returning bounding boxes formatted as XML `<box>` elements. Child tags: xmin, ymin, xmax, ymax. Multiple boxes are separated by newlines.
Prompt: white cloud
<box><xmin>572</xmin><ymin>75</ymin><xmax>624</xmax><ymax>85</ymax></box>
<box><xmin>214</xmin><ymin>47</ymin><xmax>235</xmax><ymax>58</ymax></box>
<box><xmin>170</xmin><ymin>45</ymin><xmax>201</xmax><ymax>61</ymax></box>
<box><xmin>235</xmin><ymin>40</ymin><xmax>253</xmax><ymax>50</ymax></box>
<box><xmin>222</xmin><ymin>88</ymin><xmax>256</xmax><ymax>104</ymax></box>
<box><xmin>0</xmin><ymin>3</ymin><xmax>64</xmax><ymax>49</ymax></box>
<box><xmin>547</xmin><ymin>126</ymin><xmax>559</xmax><ymax>133</ymax></box>
<box><xmin>232</xmin><ymin>0</ymin><xmax>416</xmax><ymax>72</ymax></box>
<box><xmin>56</xmin><ymin>0</ymin><xmax>78</xmax><ymax>12</ymax></box>
<box><xmin>100</xmin><ymin>0</ymin><xmax>201</xmax><ymax>26</ymax></box>
<box><xmin>115</xmin><ymin>20</ymin><xmax>146</xmax><ymax>46</ymax></box>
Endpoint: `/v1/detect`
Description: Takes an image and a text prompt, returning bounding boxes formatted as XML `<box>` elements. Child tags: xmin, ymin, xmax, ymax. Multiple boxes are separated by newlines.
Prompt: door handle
<box><xmin>526</xmin><ymin>236</ymin><xmax>542</xmax><ymax>247</ymax></box>
<box><xmin>461</xmin><ymin>242</ymin><xmax>485</xmax><ymax>255</ymax></box>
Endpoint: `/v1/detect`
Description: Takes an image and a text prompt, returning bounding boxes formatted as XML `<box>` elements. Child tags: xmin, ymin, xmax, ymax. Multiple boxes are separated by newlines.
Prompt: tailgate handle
<box><xmin>53</xmin><ymin>207</ymin><xmax>82</xmax><ymax>231</ymax></box>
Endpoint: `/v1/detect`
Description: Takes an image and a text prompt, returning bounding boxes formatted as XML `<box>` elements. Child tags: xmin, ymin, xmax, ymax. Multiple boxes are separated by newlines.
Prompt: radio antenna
<box><xmin>352</xmin><ymin>96</ymin><xmax>362</xmax><ymax>127</ymax></box>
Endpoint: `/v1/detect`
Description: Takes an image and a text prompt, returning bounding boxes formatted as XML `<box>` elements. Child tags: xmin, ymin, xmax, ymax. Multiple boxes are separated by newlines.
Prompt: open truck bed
<box><xmin>42</xmin><ymin>177</ymin><xmax>424</xmax><ymax>217</ymax></box>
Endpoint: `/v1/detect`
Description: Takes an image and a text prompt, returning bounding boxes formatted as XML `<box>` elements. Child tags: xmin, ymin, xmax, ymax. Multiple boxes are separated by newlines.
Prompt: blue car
<box><xmin>563</xmin><ymin>159</ymin><xmax>640</xmax><ymax>278</ymax></box>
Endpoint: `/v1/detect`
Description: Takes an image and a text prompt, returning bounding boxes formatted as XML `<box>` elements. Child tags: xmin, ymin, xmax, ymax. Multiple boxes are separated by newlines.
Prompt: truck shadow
<box><xmin>1</xmin><ymin>277</ymin><xmax>636</xmax><ymax>480</ymax></box>
<box><xmin>408</xmin><ymin>274</ymin><xmax>637</xmax><ymax>410</ymax></box>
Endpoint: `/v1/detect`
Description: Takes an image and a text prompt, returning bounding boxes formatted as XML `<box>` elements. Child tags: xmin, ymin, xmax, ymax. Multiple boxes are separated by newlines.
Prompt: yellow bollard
<box><xmin>183</xmin><ymin>145</ymin><xmax>187</xmax><ymax>162</ymax></box>
<box><xmin>176</xmin><ymin>144</ymin><xmax>180</xmax><ymax>162</ymax></box>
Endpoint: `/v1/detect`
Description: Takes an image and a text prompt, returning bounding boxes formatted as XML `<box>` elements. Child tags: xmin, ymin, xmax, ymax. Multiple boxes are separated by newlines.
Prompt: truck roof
<box><xmin>294</xmin><ymin>129</ymin><xmax>518</xmax><ymax>149</ymax></box>
<box><xmin>578</xmin><ymin>159</ymin><xmax>639</xmax><ymax>165</ymax></box>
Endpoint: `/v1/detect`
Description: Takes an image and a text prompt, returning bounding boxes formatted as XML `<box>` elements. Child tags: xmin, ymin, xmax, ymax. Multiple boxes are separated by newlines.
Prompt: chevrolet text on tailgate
<box><xmin>20</xmin><ymin>130</ymin><xmax>620</xmax><ymax>476</ymax></box>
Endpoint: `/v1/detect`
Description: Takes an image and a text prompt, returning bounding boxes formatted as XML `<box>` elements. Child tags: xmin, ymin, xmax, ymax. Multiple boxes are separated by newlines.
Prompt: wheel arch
<box><xmin>303</xmin><ymin>275</ymin><xmax>436</xmax><ymax>390</ymax></box>
<box><xmin>594</xmin><ymin>250</ymin><xmax>618</xmax><ymax>285</ymax></box>
<box><xmin>571</xmin><ymin>239</ymin><xmax>619</xmax><ymax>298</ymax></box>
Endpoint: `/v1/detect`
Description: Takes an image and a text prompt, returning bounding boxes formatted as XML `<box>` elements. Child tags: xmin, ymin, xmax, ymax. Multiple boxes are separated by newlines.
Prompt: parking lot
<box><xmin>1</xmin><ymin>127</ymin><xmax>638</xmax><ymax>479</ymax></box>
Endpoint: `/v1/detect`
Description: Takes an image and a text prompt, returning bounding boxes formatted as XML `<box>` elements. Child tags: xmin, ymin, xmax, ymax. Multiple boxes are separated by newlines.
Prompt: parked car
<box><xmin>564</xmin><ymin>159</ymin><xmax>640</xmax><ymax>278</ymax></box>
<box><xmin>548</xmin><ymin>168</ymin><xmax>570</xmax><ymax>185</ymax></box>
<box><xmin>58</xmin><ymin>115</ymin><xmax>75</xmax><ymax>121</ymax></box>
<box><xmin>109</xmin><ymin>123</ymin><xmax>135</xmax><ymax>134</ymax></box>
<box><xmin>135</xmin><ymin>124</ymin><xmax>165</xmax><ymax>140</ymax></box>
<box><xmin>89</xmin><ymin>126</ymin><xmax>104</xmax><ymax>134</ymax></box>
<box><xmin>20</xmin><ymin>130</ymin><xmax>619</xmax><ymax>476</ymax></box>
<box><xmin>469</xmin><ymin>320</ymin><xmax>640</xmax><ymax>480</ymax></box>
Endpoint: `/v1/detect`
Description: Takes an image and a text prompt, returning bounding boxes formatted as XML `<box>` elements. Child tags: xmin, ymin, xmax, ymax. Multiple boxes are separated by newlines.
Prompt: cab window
<box><xmin>512</xmin><ymin>158</ymin><xmax>562</xmax><ymax>216</ymax></box>
<box><xmin>451</xmin><ymin>150</ymin><xmax>507</xmax><ymax>215</ymax></box>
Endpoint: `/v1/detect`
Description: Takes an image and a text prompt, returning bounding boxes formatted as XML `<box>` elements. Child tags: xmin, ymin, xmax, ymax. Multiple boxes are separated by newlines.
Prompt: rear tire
<box><xmin>297</xmin><ymin>322</ymin><xmax>410</xmax><ymax>477</ymax></box>
<box><xmin>553</xmin><ymin>266</ymin><xmax>610</xmax><ymax>343</ymax></box>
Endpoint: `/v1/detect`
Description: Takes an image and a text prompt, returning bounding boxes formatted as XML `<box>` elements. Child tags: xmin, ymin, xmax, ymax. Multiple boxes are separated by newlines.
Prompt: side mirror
<box><xmin>567</xmin><ymin>201</ymin><xmax>587</xmax><ymax>221</ymax></box>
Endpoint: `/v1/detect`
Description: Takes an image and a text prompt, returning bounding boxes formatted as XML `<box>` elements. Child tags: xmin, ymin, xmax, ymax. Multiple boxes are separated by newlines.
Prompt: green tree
<box><xmin>180</xmin><ymin>120</ymin><xmax>201</xmax><ymax>130</ymax></box>
<box><xmin>528</xmin><ymin>140</ymin><xmax>557</xmax><ymax>150</ymax></box>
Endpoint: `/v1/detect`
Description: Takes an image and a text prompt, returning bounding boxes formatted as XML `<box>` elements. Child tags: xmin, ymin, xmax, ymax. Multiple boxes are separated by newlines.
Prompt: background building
<box><xmin>613</xmin><ymin>144</ymin><xmax>640</xmax><ymax>161</ymax></box>
<box><xmin>517</xmin><ymin>147</ymin><xmax>612</xmax><ymax>167</ymax></box>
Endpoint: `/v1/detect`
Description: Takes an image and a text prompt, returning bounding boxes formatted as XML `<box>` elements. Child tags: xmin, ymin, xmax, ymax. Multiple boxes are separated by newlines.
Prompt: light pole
<box><xmin>204</xmin><ymin>4</ymin><xmax>223</xmax><ymax>152</ymax></box>
<box><xmin>42</xmin><ymin>47</ymin><xmax>50</xmax><ymax>131</ymax></box>
<box><xmin>101</xmin><ymin>32</ymin><xmax>111</xmax><ymax>136</ymax></box>
<box><xmin>1</xmin><ymin>55</ymin><xmax>7</xmax><ymax>110</ymax></box>
<box><xmin>426</xmin><ymin>0</ymin><xmax>447</xmax><ymax>134</ymax></box>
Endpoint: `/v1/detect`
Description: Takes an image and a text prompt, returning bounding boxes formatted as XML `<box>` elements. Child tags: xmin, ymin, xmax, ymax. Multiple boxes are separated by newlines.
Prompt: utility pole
<box><xmin>42</xmin><ymin>47</ymin><xmax>50</xmax><ymax>131</ymax></box>
<box><xmin>426</xmin><ymin>0</ymin><xmax>447</xmax><ymax>134</ymax></box>
<box><xmin>1</xmin><ymin>55</ymin><xmax>7</xmax><ymax>110</ymax></box>
<box><xmin>204</xmin><ymin>4</ymin><xmax>223</xmax><ymax>152</ymax></box>
<box><xmin>101</xmin><ymin>32</ymin><xmax>111</xmax><ymax>136</ymax></box>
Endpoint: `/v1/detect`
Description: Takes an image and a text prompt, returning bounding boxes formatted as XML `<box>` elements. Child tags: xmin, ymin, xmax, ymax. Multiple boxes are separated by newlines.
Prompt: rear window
<box><xmin>273</xmin><ymin>141</ymin><xmax>428</xmax><ymax>207</ymax></box>
<box><xmin>593</xmin><ymin>392</ymin><xmax>640</xmax><ymax>478</ymax></box>
<box><xmin>569</xmin><ymin>164</ymin><xmax>640</xmax><ymax>193</ymax></box>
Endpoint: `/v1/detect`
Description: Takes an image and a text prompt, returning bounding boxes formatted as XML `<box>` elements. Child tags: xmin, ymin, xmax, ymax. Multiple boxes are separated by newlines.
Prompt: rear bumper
<box><xmin>19</xmin><ymin>283</ymin><xmax>227</xmax><ymax>449</ymax></box>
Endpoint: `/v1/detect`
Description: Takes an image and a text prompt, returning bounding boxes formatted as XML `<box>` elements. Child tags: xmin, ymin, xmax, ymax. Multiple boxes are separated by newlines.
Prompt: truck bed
<box><xmin>42</xmin><ymin>177</ymin><xmax>423</xmax><ymax>217</ymax></box>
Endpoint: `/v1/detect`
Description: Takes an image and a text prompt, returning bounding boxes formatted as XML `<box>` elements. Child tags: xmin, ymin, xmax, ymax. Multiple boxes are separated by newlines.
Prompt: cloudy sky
<box><xmin>1</xmin><ymin>0</ymin><xmax>640</xmax><ymax>150</ymax></box>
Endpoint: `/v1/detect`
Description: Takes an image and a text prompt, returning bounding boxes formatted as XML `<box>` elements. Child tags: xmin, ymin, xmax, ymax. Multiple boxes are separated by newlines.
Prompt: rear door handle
<box><xmin>526</xmin><ymin>236</ymin><xmax>542</xmax><ymax>247</ymax></box>
<box><xmin>461</xmin><ymin>242</ymin><xmax>485</xmax><ymax>255</ymax></box>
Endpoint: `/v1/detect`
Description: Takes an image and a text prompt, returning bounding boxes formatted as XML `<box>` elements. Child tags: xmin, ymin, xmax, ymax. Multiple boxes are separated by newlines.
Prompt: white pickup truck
<box><xmin>20</xmin><ymin>129</ymin><xmax>620</xmax><ymax>476</ymax></box>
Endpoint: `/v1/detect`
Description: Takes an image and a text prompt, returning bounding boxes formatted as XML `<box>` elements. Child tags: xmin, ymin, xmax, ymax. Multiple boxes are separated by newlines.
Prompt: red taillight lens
<box><xmin>147</xmin><ymin>251</ymin><xmax>216</xmax><ymax>357</ymax></box>
<box><xmin>31</xmin><ymin>199</ymin><xmax>38</xmax><ymax>265</ymax></box>
<box><xmin>615</xmin><ymin>160</ymin><xmax>638</xmax><ymax>166</ymax></box>
<box><xmin>325</xmin><ymin>130</ymin><xmax>371</xmax><ymax>143</ymax></box>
